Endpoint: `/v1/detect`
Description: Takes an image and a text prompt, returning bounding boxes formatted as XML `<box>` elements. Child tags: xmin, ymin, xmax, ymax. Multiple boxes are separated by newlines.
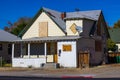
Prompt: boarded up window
<box><xmin>95</xmin><ymin>41</ymin><xmax>102</xmax><ymax>52</ymax></box>
<box><xmin>0</xmin><ymin>44</ymin><xmax>2</xmax><ymax>50</ymax></box>
<box><xmin>97</xmin><ymin>20</ymin><xmax>101</xmax><ymax>36</ymax></box>
<box><xmin>63</xmin><ymin>45</ymin><xmax>72</xmax><ymax>51</ymax></box>
<box><xmin>70</xmin><ymin>23</ymin><xmax>77</xmax><ymax>34</ymax></box>
<box><xmin>39</xmin><ymin>22</ymin><xmax>48</xmax><ymax>37</ymax></box>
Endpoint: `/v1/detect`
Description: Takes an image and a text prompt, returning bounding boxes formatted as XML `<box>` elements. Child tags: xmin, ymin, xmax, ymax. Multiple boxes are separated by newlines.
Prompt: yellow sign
<box><xmin>63</xmin><ymin>45</ymin><xmax>72</xmax><ymax>51</ymax></box>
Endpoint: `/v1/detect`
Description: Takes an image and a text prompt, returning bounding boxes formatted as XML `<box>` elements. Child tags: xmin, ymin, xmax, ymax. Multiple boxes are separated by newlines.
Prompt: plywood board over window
<box><xmin>63</xmin><ymin>45</ymin><xmax>72</xmax><ymax>51</ymax></box>
<box><xmin>39</xmin><ymin>22</ymin><xmax>48</xmax><ymax>37</ymax></box>
<box><xmin>70</xmin><ymin>23</ymin><xmax>77</xmax><ymax>34</ymax></box>
<box><xmin>95</xmin><ymin>40</ymin><xmax>102</xmax><ymax>52</ymax></box>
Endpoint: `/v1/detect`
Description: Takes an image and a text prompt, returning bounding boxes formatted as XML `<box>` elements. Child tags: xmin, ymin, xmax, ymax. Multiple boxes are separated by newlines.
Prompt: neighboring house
<box><xmin>0</xmin><ymin>30</ymin><xmax>20</xmax><ymax>63</ymax></box>
<box><xmin>108</xmin><ymin>28</ymin><xmax>120</xmax><ymax>52</ymax></box>
<box><xmin>12</xmin><ymin>7</ymin><xmax>109</xmax><ymax>68</ymax></box>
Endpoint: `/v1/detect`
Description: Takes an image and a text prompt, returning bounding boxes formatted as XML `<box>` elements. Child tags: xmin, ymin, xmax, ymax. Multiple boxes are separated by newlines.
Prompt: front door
<box><xmin>47</xmin><ymin>42</ymin><xmax>57</xmax><ymax>63</ymax></box>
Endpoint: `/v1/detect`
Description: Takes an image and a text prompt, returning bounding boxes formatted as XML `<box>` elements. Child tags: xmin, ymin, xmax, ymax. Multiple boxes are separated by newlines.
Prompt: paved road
<box><xmin>0</xmin><ymin>76</ymin><xmax>62</xmax><ymax>80</ymax></box>
<box><xmin>0</xmin><ymin>76</ymin><xmax>120</xmax><ymax>80</ymax></box>
<box><xmin>0</xmin><ymin>64</ymin><xmax>120</xmax><ymax>79</ymax></box>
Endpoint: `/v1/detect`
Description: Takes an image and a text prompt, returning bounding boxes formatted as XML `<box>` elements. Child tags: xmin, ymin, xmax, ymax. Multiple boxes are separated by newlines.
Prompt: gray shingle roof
<box><xmin>65</xmin><ymin>10</ymin><xmax>101</xmax><ymax>21</ymax></box>
<box><xmin>14</xmin><ymin>36</ymin><xmax>80</xmax><ymax>42</ymax></box>
<box><xmin>0</xmin><ymin>30</ymin><xmax>21</xmax><ymax>42</ymax></box>
<box><xmin>108</xmin><ymin>28</ymin><xmax>120</xmax><ymax>43</ymax></box>
<box><xmin>43</xmin><ymin>7</ymin><xmax>66</xmax><ymax>33</ymax></box>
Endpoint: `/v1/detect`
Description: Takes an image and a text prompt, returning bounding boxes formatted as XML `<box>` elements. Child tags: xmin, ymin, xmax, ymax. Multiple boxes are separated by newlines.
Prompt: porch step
<box><xmin>41</xmin><ymin>63</ymin><xmax>60</xmax><ymax>69</ymax></box>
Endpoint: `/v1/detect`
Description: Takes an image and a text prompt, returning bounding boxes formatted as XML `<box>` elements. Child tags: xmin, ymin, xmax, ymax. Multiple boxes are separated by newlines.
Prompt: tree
<box><xmin>4</xmin><ymin>17</ymin><xmax>31</xmax><ymax>36</ymax></box>
<box><xmin>107</xmin><ymin>39</ymin><xmax>117</xmax><ymax>52</ymax></box>
<box><xmin>113</xmin><ymin>20</ymin><xmax>120</xmax><ymax>28</ymax></box>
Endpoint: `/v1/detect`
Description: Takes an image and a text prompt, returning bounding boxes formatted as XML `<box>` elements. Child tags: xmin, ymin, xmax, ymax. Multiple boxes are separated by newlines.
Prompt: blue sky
<box><xmin>0</xmin><ymin>0</ymin><xmax>120</xmax><ymax>29</ymax></box>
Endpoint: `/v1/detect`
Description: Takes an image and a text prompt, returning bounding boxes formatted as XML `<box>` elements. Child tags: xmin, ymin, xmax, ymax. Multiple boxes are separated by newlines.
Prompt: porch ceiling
<box><xmin>13</xmin><ymin>36</ymin><xmax>80</xmax><ymax>43</ymax></box>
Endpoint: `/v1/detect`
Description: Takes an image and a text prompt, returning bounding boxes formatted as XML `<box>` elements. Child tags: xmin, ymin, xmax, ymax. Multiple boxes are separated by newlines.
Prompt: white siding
<box><xmin>22</xmin><ymin>12</ymin><xmax>65</xmax><ymax>39</ymax></box>
<box><xmin>57</xmin><ymin>41</ymin><xmax>77</xmax><ymax>67</ymax></box>
<box><xmin>116</xmin><ymin>43</ymin><xmax>120</xmax><ymax>52</ymax></box>
<box><xmin>12</xmin><ymin>58</ymin><xmax>46</xmax><ymax>68</ymax></box>
<box><xmin>66</xmin><ymin>20</ymin><xmax>83</xmax><ymax>36</ymax></box>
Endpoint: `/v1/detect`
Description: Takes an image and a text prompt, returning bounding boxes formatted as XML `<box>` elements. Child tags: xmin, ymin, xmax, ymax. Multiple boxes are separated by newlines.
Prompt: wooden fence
<box><xmin>78</xmin><ymin>52</ymin><xmax>89</xmax><ymax>69</ymax></box>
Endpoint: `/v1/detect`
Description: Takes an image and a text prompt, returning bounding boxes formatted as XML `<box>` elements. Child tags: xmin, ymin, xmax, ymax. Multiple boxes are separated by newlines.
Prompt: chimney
<box><xmin>61</xmin><ymin>12</ymin><xmax>66</xmax><ymax>19</ymax></box>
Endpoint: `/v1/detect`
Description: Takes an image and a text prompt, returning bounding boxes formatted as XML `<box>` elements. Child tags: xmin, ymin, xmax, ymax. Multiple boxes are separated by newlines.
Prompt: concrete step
<box><xmin>41</xmin><ymin>63</ymin><xmax>60</xmax><ymax>69</ymax></box>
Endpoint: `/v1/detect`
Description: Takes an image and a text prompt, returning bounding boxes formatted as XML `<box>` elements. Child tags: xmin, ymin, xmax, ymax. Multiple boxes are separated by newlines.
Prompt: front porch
<box><xmin>12</xmin><ymin>42</ymin><xmax>58</xmax><ymax>68</ymax></box>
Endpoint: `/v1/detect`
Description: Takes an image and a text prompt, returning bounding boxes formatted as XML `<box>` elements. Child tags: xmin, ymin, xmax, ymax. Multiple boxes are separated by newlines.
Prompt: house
<box><xmin>108</xmin><ymin>28</ymin><xmax>120</xmax><ymax>52</ymax></box>
<box><xmin>12</xmin><ymin>7</ymin><xmax>109</xmax><ymax>68</ymax></box>
<box><xmin>0</xmin><ymin>29</ymin><xmax>20</xmax><ymax>63</ymax></box>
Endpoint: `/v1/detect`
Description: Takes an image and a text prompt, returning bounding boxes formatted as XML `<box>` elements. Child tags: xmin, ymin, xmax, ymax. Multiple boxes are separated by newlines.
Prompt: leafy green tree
<box><xmin>107</xmin><ymin>39</ymin><xmax>117</xmax><ymax>51</ymax></box>
<box><xmin>11</xmin><ymin>22</ymin><xmax>27</xmax><ymax>36</ymax></box>
<box><xmin>4</xmin><ymin>17</ymin><xmax>31</xmax><ymax>36</ymax></box>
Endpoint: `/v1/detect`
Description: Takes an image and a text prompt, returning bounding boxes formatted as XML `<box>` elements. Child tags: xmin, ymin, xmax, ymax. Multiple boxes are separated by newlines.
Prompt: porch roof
<box><xmin>13</xmin><ymin>36</ymin><xmax>81</xmax><ymax>43</ymax></box>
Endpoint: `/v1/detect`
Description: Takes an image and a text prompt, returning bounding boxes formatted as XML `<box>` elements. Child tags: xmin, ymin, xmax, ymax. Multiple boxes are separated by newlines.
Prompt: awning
<box><xmin>13</xmin><ymin>36</ymin><xmax>81</xmax><ymax>43</ymax></box>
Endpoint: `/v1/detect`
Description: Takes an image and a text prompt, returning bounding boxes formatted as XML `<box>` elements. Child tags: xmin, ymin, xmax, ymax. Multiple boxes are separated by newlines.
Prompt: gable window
<box><xmin>95</xmin><ymin>41</ymin><xmax>102</xmax><ymax>52</ymax></box>
<box><xmin>63</xmin><ymin>45</ymin><xmax>72</xmax><ymax>51</ymax></box>
<box><xmin>97</xmin><ymin>22</ymin><xmax>101</xmax><ymax>36</ymax></box>
<box><xmin>39</xmin><ymin>22</ymin><xmax>48</xmax><ymax>37</ymax></box>
<box><xmin>70</xmin><ymin>23</ymin><xmax>77</xmax><ymax>34</ymax></box>
<box><xmin>0</xmin><ymin>44</ymin><xmax>2</xmax><ymax>51</ymax></box>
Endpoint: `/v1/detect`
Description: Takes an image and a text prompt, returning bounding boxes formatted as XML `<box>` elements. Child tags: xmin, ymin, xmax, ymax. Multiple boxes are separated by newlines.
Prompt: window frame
<box><xmin>0</xmin><ymin>44</ymin><xmax>3</xmax><ymax>51</ymax></box>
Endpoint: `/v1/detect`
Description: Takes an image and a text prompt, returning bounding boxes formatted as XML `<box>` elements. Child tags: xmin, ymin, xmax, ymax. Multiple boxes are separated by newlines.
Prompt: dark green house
<box><xmin>108</xmin><ymin>28</ymin><xmax>120</xmax><ymax>52</ymax></box>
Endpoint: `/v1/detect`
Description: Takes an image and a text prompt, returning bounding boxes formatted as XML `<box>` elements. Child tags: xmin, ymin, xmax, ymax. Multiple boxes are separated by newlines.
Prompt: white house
<box><xmin>12</xmin><ymin>7</ymin><xmax>109</xmax><ymax>68</ymax></box>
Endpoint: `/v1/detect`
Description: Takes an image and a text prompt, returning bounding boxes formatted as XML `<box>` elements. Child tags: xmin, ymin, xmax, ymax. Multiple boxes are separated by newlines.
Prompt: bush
<box><xmin>3</xmin><ymin>64</ymin><xmax>12</xmax><ymax>67</ymax></box>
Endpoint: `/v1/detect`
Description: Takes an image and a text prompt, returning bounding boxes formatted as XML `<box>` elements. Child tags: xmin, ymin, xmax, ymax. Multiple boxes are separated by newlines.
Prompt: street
<box><xmin>0</xmin><ymin>64</ymin><xmax>120</xmax><ymax>79</ymax></box>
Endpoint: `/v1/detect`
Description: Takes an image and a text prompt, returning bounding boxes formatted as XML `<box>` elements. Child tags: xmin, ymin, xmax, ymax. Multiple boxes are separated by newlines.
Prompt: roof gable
<box><xmin>19</xmin><ymin>7</ymin><xmax>66</xmax><ymax>37</ymax></box>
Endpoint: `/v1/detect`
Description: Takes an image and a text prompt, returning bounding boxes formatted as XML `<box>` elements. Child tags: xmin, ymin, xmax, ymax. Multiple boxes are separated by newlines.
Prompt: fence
<box><xmin>78</xmin><ymin>52</ymin><xmax>89</xmax><ymax>69</ymax></box>
<box><xmin>108</xmin><ymin>52</ymin><xmax>120</xmax><ymax>64</ymax></box>
<box><xmin>0</xmin><ymin>57</ymin><xmax>2</xmax><ymax>67</ymax></box>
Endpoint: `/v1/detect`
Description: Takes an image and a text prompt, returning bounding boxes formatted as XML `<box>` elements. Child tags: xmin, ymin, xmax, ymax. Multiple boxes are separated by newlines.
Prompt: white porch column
<box><xmin>12</xmin><ymin>43</ymin><xmax>14</xmax><ymax>59</ymax></box>
<box><xmin>44</xmin><ymin>42</ymin><xmax>47</xmax><ymax>62</ymax></box>
<box><xmin>28</xmin><ymin>43</ymin><xmax>30</xmax><ymax>58</ymax></box>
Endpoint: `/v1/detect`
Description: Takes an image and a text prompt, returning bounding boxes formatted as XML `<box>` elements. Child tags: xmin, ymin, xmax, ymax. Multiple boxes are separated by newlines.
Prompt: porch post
<box><xmin>44</xmin><ymin>42</ymin><xmax>47</xmax><ymax>62</ymax></box>
<box><xmin>20</xmin><ymin>43</ymin><xmax>23</xmax><ymax>58</ymax></box>
<box><xmin>28</xmin><ymin>43</ymin><xmax>30</xmax><ymax>58</ymax></box>
<box><xmin>12</xmin><ymin>43</ymin><xmax>14</xmax><ymax>59</ymax></box>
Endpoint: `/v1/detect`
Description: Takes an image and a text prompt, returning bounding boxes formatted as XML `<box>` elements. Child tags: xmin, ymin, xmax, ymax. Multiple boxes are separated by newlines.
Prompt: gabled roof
<box><xmin>19</xmin><ymin>7</ymin><xmax>102</xmax><ymax>37</ymax></box>
<box><xmin>108</xmin><ymin>28</ymin><xmax>120</xmax><ymax>43</ymax></box>
<box><xmin>19</xmin><ymin>7</ymin><xmax>66</xmax><ymax>37</ymax></box>
<box><xmin>42</xmin><ymin>7</ymin><xmax>66</xmax><ymax>33</ymax></box>
<box><xmin>0</xmin><ymin>30</ymin><xmax>20</xmax><ymax>42</ymax></box>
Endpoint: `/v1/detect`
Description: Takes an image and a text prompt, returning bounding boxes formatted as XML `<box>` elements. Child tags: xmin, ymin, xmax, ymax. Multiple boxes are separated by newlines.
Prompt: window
<box><xmin>70</xmin><ymin>23</ymin><xmax>77</xmax><ymax>34</ymax></box>
<box><xmin>97</xmin><ymin>22</ymin><xmax>101</xmax><ymax>36</ymax></box>
<box><xmin>95</xmin><ymin>41</ymin><xmax>102</xmax><ymax>52</ymax></box>
<box><xmin>8</xmin><ymin>44</ymin><xmax>12</xmax><ymax>55</ymax></box>
<box><xmin>63</xmin><ymin>45</ymin><xmax>72</xmax><ymax>51</ymax></box>
<box><xmin>0</xmin><ymin>44</ymin><xmax>2</xmax><ymax>51</ymax></box>
<box><xmin>39</xmin><ymin>22</ymin><xmax>48</xmax><ymax>37</ymax></box>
